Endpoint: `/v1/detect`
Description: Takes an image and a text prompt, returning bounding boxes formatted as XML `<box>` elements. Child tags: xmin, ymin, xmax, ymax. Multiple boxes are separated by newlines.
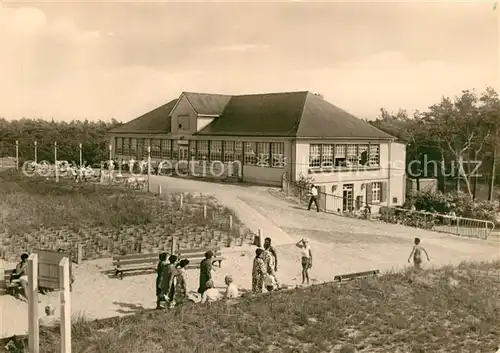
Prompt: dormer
<box><xmin>169</xmin><ymin>92</ymin><xmax>231</xmax><ymax>135</ymax></box>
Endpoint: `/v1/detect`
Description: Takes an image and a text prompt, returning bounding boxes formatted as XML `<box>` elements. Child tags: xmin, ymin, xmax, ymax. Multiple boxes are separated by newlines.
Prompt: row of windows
<box><xmin>114</xmin><ymin>138</ymin><xmax>286</xmax><ymax>168</ymax></box>
<box><xmin>309</xmin><ymin>143</ymin><xmax>380</xmax><ymax>169</ymax></box>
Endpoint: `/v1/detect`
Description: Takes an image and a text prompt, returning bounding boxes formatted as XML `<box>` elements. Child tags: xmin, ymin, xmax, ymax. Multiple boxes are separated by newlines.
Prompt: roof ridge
<box><xmin>286</xmin><ymin>91</ymin><xmax>309</xmax><ymax>136</ymax></box>
<box><xmin>233</xmin><ymin>90</ymin><xmax>309</xmax><ymax>98</ymax></box>
<box><xmin>183</xmin><ymin>91</ymin><xmax>232</xmax><ymax>97</ymax></box>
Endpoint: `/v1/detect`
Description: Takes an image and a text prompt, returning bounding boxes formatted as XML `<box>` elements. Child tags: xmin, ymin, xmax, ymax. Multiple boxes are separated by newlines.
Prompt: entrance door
<box><xmin>343</xmin><ymin>184</ymin><xmax>354</xmax><ymax>212</ymax></box>
<box><xmin>179</xmin><ymin>145</ymin><xmax>189</xmax><ymax>161</ymax></box>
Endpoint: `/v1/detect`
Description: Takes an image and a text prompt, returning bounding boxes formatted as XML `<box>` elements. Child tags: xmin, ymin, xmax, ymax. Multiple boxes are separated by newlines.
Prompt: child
<box><xmin>408</xmin><ymin>237</ymin><xmax>430</xmax><ymax>270</ymax></box>
<box><xmin>264</xmin><ymin>272</ymin><xmax>277</xmax><ymax>292</ymax></box>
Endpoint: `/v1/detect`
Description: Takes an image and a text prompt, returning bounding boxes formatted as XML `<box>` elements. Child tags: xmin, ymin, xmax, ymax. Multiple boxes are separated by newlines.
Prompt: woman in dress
<box><xmin>197</xmin><ymin>251</ymin><xmax>214</xmax><ymax>295</ymax></box>
<box><xmin>175</xmin><ymin>259</ymin><xmax>190</xmax><ymax>305</ymax></box>
<box><xmin>296</xmin><ymin>238</ymin><xmax>313</xmax><ymax>285</ymax></box>
<box><xmin>252</xmin><ymin>248</ymin><xmax>266</xmax><ymax>294</ymax></box>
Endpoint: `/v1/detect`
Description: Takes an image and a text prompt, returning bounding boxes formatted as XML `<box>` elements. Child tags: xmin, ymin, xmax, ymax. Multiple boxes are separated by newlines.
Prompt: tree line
<box><xmin>369</xmin><ymin>87</ymin><xmax>499</xmax><ymax>201</ymax></box>
<box><xmin>0</xmin><ymin>118</ymin><xmax>122</xmax><ymax>166</ymax></box>
<box><xmin>1</xmin><ymin>87</ymin><xmax>499</xmax><ymax>200</ymax></box>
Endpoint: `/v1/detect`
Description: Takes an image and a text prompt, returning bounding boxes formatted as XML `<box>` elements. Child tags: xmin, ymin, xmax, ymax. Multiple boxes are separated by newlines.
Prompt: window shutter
<box><xmin>381</xmin><ymin>182</ymin><xmax>388</xmax><ymax>203</ymax></box>
<box><xmin>366</xmin><ymin>183</ymin><xmax>373</xmax><ymax>204</ymax></box>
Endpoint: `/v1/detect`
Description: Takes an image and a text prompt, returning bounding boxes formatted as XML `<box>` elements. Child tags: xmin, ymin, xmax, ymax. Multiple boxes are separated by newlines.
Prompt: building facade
<box><xmin>108</xmin><ymin>91</ymin><xmax>406</xmax><ymax>209</ymax></box>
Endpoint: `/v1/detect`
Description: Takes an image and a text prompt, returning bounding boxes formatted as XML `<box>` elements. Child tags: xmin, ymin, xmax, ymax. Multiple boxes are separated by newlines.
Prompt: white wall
<box><xmin>293</xmin><ymin>139</ymin><xmax>406</xmax><ymax>210</ymax></box>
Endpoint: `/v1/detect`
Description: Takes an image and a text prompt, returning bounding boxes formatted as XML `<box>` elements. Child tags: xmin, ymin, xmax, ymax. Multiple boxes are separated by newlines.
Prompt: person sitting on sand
<box><xmin>224</xmin><ymin>275</ymin><xmax>239</xmax><ymax>299</ymax></box>
<box><xmin>200</xmin><ymin>280</ymin><xmax>220</xmax><ymax>303</ymax></box>
<box><xmin>156</xmin><ymin>252</ymin><xmax>168</xmax><ymax>309</ymax></box>
<box><xmin>264</xmin><ymin>272</ymin><xmax>278</xmax><ymax>292</ymax></box>
<box><xmin>175</xmin><ymin>259</ymin><xmax>190</xmax><ymax>306</ymax></box>
<box><xmin>198</xmin><ymin>251</ymin><xmax>214</xmax><ymax>295</ymax></box>
<box><xmin>252</xmin><ymin>248</ymin><xmax>267</xmax><ymax>294</ymax></box>
<box><xmin>9</xmin><ymin>253</ymin><xmax>29</xmax><ymax>299</ymax></box>
<box><xmin>296</xmin><ymin>238</ymin><xmax>312</xmax><ymax>285</ymax></box>
<box><xmin>408</xmin><ymin>237</ymin><xmax>430</xmax><ymax>270</ymax></box>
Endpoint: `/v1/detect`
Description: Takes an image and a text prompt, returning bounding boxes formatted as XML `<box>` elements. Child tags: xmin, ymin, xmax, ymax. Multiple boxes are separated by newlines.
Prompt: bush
<box><xmin>404</xmin><ymin>190</ymin><xmax>499</xmax><ymax>223</ymax></box>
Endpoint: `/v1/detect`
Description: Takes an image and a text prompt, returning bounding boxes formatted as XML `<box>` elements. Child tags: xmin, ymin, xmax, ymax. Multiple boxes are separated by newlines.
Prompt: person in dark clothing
<box><xmin>197</xmin><ymin>250</ymin><xmax>214</xmax><ymax>295</ymax></box>
<box><xmin>160</xmin><ymin>254</ymin><xmax>178</xmax><ymax>309</ymax></box>
<box><xmin>155</xmin><ymin>252</ymin><xmax>168</xmax><ymax>309</ymax></box>
<box><xmin>307</xmin><ymin>184</ymin><xmax>320</xmax><ymax>212</ymax></box>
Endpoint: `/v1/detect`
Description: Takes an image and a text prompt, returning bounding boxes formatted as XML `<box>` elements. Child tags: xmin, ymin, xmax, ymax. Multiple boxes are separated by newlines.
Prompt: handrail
<box><xmin>281</xmin><ymin>172</ymin><xmax>496</xmax><ymax>237</ymax></box>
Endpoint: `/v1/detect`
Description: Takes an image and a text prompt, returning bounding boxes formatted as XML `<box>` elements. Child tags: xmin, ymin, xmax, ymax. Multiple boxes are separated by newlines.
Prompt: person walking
<box><xmin>307</xmin><ymin>184</ymin><xmax>320</xmax><ymax>212</ymax></box>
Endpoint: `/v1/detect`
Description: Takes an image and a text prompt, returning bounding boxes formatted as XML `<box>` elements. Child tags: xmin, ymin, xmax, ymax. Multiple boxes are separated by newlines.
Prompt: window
<box><xmin>189</xmin><ymin>140</ymin><xmax>196</xmax><ymax>160</ymax></box>
<box><xmin>151</xmin><ymin>139</ymin><xmax>161</xmax><ymax>158</ymax></box>
<box><xmin>372</xmin><ymin>182</ymin><xmax>381</xmax><ymax>203</ymax></box>
<box><xmin>358</xmin><ymin>144</ymin><xmax>369</xmax><ymax>166</ymax></box>
<box><xmin>161</xmin><ymin>140</ymin><xmax>171</xmax><ymax>159</ymax></box>
<box><xmin>234</xmin><ymin>142</ymin><xmax>243</xmax><ymax>162</ymax></box>
<box><xmin>115</xmin><ymin>137</ymin><xmax>123</xmax><ymax>154</ymax></box>
<box><xmin>172</xmin><ymin>140</ymin><xmax>179</xmax><ymax>160</ymax></box>
<box><xmin>309</xmin><ymin>144</ymin><xmax>321</xmax><ymax>168</ymax></box>
<box><xmin>271</xmin><ymin>142</ymin><xmax>285</xmax><ymax>168</ymax></box>
<box><xmin>178</xmin><ymin>115</ymin><xmax>190</xmax><ymax>130</ymax></box>
<box><xmin>321</xmin><ymin>144</ymin><xmax>333</xmax><ymax>167</ymax></box>
<box><xmin>122</xmin><ymin>138</ymin><xmax>130</xmax><ymax>156</ymax></box>
<box><xmin>257</xmin><ymin>142</ymin><xmax>270</xmax><ymax>167</ymax></box>
<box><xmin>210</xmin><ymin>141</ymin><xmax>222</xmax><ymax>161</ymax></box>
<box><xmin>369</xmin><ymin>144</ymin><xmax>380</xmax><ymax>167</ymax></box>
<box><xmin>334</xmin><ymin>144</ymin><xmax>346</xmax><ymax>167</ymax></box>
<box><xmin>244</xmin><ymin>142</ymin><xmax>257</xmax><ymax>165</ymax></box>
<box><xmin>130</xmin><ymin>138</ymin><xmax>137</xmax><ymax>157</ymax></box>
<box><xmin>346</xmin><ymin>144</ymin><xmax>357</xmax><ymax>167</ymax></box>
<box><xmin>196</xmin><ymin>141</ymin><xmax>209</xmax><ymax>160</ymax></box>
<box><xmin>138</xmin><ymin>139</ymin><xmax>147</xmax><ymax>159</ymax></box>
<box><xmin>223</xmin><ymin>141</ymin><xmax>234</xmax><ymax>162</ymax></box>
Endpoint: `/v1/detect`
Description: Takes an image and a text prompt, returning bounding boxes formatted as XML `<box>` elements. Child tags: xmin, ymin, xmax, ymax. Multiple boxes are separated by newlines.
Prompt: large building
<box><xmin>108</xmin><ymin>91</ymin><xmax>406</xmax><ymax>209</ymax></box>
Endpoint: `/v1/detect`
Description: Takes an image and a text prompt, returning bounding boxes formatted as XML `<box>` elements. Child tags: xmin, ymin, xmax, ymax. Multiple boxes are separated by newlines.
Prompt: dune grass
<box><xmin>0</xmin><ymin>170</ymin><xmax>247</xmax><ymax>261</ymax></box>
<box><xmin>4</xmin><ymin>261</ymin><xmax>499</xmax><ymax>353</ymax></box>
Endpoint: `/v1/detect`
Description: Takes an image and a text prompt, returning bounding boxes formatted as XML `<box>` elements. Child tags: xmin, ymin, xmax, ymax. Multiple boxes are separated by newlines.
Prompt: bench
<box><xmin>113</xmin><ymin>253</ymin><xmax>160</xmax><ymax>280</ymax></box>
<box><xmin>176</xmin><ymin>248</ymin><xmax>225</xmax><ymax>269</ymax></box>
<box><xmin>334</xmin><ymin>269</ymin><xmax>380</xmax><ymax>283</ymax></box>
<box><xmin>4</xmin><ymin>269</ymin><xmax>22</xmax><ymax>296</ymax></box>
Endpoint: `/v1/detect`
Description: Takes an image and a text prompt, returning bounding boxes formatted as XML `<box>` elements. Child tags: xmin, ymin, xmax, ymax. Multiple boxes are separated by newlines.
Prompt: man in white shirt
<box><xmin>307</xmin><ymin>184</ymin><xmax>320</xmax><ymax>212</ymax></box>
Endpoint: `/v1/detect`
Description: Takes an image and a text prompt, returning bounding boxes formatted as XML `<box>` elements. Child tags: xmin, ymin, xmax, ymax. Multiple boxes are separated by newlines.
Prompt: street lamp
<box><xmin>147</xmin><ymin>146</ymin><xmax>151</xmax><ymax>193</ymax></box>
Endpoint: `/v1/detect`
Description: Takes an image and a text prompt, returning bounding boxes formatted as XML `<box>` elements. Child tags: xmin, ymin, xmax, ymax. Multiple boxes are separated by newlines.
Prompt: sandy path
<box><xmin>1</xmin><ymin>176</ymin><xmax>498</xmax><ymax>338</ymax></box>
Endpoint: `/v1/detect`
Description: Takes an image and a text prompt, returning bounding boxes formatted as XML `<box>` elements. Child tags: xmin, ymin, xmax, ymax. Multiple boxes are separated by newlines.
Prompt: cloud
<box><xmin>213</xmin><ymin>44</ymin><xmax>270</xmax><ymax>52</ymax></box>
<box><xmin>0</xmin><ymin>3</ymin><xmax>497</xmax><ymax>123</ymax></box>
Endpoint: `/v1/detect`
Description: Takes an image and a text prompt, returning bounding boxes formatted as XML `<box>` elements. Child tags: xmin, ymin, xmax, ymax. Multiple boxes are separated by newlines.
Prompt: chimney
<box><xmin>314</xmin><ymin>93</ymin><xmax>324</xmax><ymax>99</ymax></box>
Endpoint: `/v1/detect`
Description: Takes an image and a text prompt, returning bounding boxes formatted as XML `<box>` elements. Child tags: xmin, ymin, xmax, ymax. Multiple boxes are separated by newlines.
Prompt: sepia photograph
<box><xmin>0</xmin><ymin>1</ymin><xmax>499</xmax><ymax>352</ymax></box>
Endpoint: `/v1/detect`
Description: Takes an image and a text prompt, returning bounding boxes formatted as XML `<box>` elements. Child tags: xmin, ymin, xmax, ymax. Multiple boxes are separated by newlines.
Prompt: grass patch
<box><xmin>4</xmin><ymin>261</ymin><xmax>499</xmax><ymax>353</ymax></box>
<box><xmin>0</xmin><ymin>171</ymin><xmax>250</xmax><ymax>261</ymax></box>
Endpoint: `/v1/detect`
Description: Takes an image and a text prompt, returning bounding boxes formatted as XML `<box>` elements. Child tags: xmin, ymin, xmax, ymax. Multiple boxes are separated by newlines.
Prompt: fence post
<box><xmin>28</xmin><ymin>253</ymin><xmax>39</xmax><ymax>353</ymax></box>
<box><xmin>456</xmin><ymin>217</ymin><xmax>460</xmax><ymax>236</ymax></box>
<box><xmin>229</xmin><ymin>215</ymin><xmax>233</xmax><ymax>229</ymax></box>
<box><xmin>76</xmin><ymin>244</ymin><xmax>83</xmax><ymax>264</ymax></box>
<box><xmin>203</xmin><ymin>204</ymin><xmax>207</xmax><ymax>219</ymax></box>
<box><xmin>15</xmin><ymin>140</ymin><xmax>19</xmax><ymax>170</ymax></box>
<box><xmin>180</xmin><ymin>194</ymin><xmax>184</xmax><ymax>209</ymax></box>
<box><xmin>157</xmin><ymin>184</ymin><xmax>162</xmax><ymax>195</ymax></box>
<box><xmin>171</xmin><ymin>236</ymin><xmax>177</xmax><ymax>255</ymax></box>
<box><xmin>59</xmin><ymin>257</ymin><xmax>72</xmax><ymax>353</ymax></box>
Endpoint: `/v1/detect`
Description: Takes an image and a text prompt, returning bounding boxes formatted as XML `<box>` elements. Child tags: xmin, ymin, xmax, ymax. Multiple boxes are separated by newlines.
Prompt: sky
<box><xmin>0</xmin><ymin>1</ymin><xmax>498</xmax><ymax>123</ymax></box>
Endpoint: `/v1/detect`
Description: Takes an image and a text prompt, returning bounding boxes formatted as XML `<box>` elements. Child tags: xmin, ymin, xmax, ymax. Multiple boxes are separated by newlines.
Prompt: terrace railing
<box><xmin>281</xmin><ymin>173</ymin><xmax>496</xmax><ymax>240</ymax></box>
